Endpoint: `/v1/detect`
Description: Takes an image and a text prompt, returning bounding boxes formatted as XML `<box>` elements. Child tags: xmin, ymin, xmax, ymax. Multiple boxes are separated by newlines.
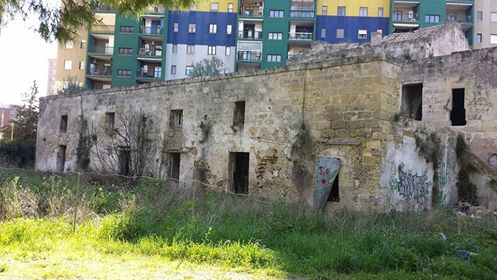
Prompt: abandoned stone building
<box><xmin>36</xmin><ymin>23</ymin><xmax>497</xmax><ymax>211</ymax></box>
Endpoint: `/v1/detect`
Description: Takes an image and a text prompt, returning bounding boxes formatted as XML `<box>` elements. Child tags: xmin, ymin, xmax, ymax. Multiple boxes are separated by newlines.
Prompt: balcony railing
<box><xmin>91</xmin><ymin>25</ymin><xmax>115</xmax><ymax>34</ymax></box>
<box><xmin>88</xmin><ymin>64</ymin><xmax>112</xmax><ymax>76</ymax></box>
<box><xmin>237</xmin><ymin>51</ymin><xmax>262</xmax><ymax>62</ymax></box>
<box><xmin>140</xmin><ymin>26</ymin><xmax>163</xmax><ymax>35</ymax></box>
<box><xmin>238</xmin><ymin>30</ymin><xmax>263</xmax><ymax>40</ymax></box>
<box><xmin>446</xmin><ymin>0</ymin><xmax>474</xmax><ymax>4</ymax></box>
<box><xmin>138</xmin><ymin>47</ymin><xmax>162</xmax><ymax>57</ymax></box>
<box><xmin>392</xmin><ymin>13</ymin><xmax>419</xmax><ymax>22</ymax></box>
<box><xmin>144</xmin><ymin>5</ymin><xmax>165</xmax><ymax>15</ymax></box>
<box><xmin>290</xmin><ymin>10</ymin><xmax>315</xmax><ymax>18</ymax></box>
<box><xmin>240</xmin><ymin>7</ymin><xmax>263</xmax><ymax>17</ymax></box>
<box><xmin>447</xmin><ymin>15</ymin><xmax>472</xmax><ymax>24</ymax></box>
<box><xmin>289</xmin><ymin>32</ymin><xmax>313</xmax><ymax>40</ymax></box>
<box><xmin>137</xmin><ymin>69</ymin><xmax>161</xmax><ymax>80</ymax></box>
<box><xmin>88</xmin><ymin>46</ymin><xmax>114</xmax><ymax>55</ymax></box>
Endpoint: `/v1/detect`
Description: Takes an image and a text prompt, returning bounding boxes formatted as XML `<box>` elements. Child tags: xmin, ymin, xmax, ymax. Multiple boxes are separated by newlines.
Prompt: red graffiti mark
<box><xmin>321</xmin><ymin>179</ymin><xmax>327</xmax><ymax>185</ymax></box>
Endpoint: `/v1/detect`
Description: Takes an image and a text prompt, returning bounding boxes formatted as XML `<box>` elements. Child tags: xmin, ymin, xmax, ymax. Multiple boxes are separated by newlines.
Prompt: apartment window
<box><xmin>393</xmin><ymin>11</ymin><xmax>403</xmax><ymax>21</ymax></box>
<box><xmin>359</xmin><ymin>7</ymin><xmax>368</xmax><ymax>17</ymax></box>
<box><xmin>208</xmin><ymin>45</ymin><xmax>216</xmax><ymax>55</ymax></box>
<box><xmin>337</xmin><ymin>6</ymin><xmax>346</xmax><ymax>16</ymax></box>
<box><xmin>269</xmin><ymin>10</ymin><xmax>284</xmax><ymax>18</ymax></box>
<box><xmin>358</xmin><ymin>29</ymin><xmax>367</xmax><ymax>39</ymax></box>
<box><xmin>336</xmin><ymin>28</ymin><xmax>345</xmax><ymax>39</ymax></box>
<box><xmin>80</xmin><ymin>40</ymin><xmax>86</xmax><ymax>49</ymax></box>
<box><xmin>188</xmin><ymin>23</ymin><xmax>196</xmax><ymax>33</ymax></box>
<box><xmin>210</xmin><ymin>2</ymin><xmax>218</xmax><ymax>12</ymax></box>
<box><xmin>118</xmin><ymin>47</ymin><xmax>133</xmax><ymax>55</ymax></box>
<box><xmin>65</xmin><ymin>41</ymin><xmax>73</xmax><ymax>49</ymax></box>
<box><xmin>491</xmin><ymin>34</ymin><xmax>497</xmax><ymax>45</ymax></box>
<box><xmin>268</xmin><ymin>32</ymin><xmax>283</xmax><ymax>40</ymax></box>
<box><xmin>79</xmin><ymin>61</ymin><xmax>85</xmax><ymax>70</ymax></box>
<box><xmin>267</xmin><ymin>54</ymin><xmax>282</xmax><ymax>62</ymax></box>
<box><xmin>227</xmin><ymin>24</ymin><xmax>232</xmax><ymax>35</ymax></box>
<box><xmin>425</xmin><ymin>15</ymin><xmax>440</xmax><ymax>23</ymax></box>
<box><xmin>185</xmin><ymin>65</ymin><xmax>193</xmax><ymax>75</ymax></box>
<box><xmin>320</xmin><ymin>28</ymin><xmax>326</xmax><ymax>38</ymax></box>
<box><xmin>477</xmin><ymin>11</ymin><xmax>483</xmax><ymax>21</ymax></box>
<box><xmin>322</xmin><ymin>6</ymin><xmax>327</xmax><ymax>16</ymax></box>
<box><xmin>172</xmin><ymin>44</ymin><xmax>178</xmax><ymax>54</ymax></box>
<box><xmin>228</xmin><ymin>3</ymin><xmax>233</xmax><ymax>13</ymax></box>
<box><xmin>105</xmin><ymin>112</ymin><xmax>115</xmax><ymax>133</ymax></box>
<box><xmin>64</xmin><ymin>60</ymin><xmax>72</xmax><ymax>70</ymax></box>
<box><xmin>209</xmin><ymin>24</ymin><xmax>217</xmax><ymax>34</ymax></box>
<box><xmin>378</xmin><ymin>7</ymin><xmax>384</xmax><ymax>17</ymax></box>
<box><xmin>186</xmin><ymin>44</ymin><xmax>195</xmax><ymax>54</ymax></box>
<box><xmin>60</xmin><ymin>115</ymin><xmax>68</xmax><ymax>132</ymax></box>
<box><xmin>173</xmin><ymin>22</ymin><xmax>179</xmax><ymax>32</ymax></box>
<box><xmin>117</xmin><ymin>69</ymin><xmax>131</xmax><ymax>77</ymax></box>
<box><xmin>171</xmin><ymin>65</ymin><xmax>177</xmax><ymax>75</ymax></box>
<box><xmin>170</xmin><ymin>110</ymin><xmax>183</xmax><ymax>128</ymax></box>
<box><xmin>119</xmin><ymin>25</ymin><xmax>134</xmax><ymax>33</ymax></box>
<box><xmin>476</xmin><ymin>33</ymin><xmax>482</xmax><ymax>44</ymax></box>
<box><xmin>492</xmin><ymin>12</ymin><xmax>497</xmax><ymax>22</ymax></box>
<box><xmin>225</xmin><ymin>46</ymin><xmax>231</xmax><ymax>56</ymax></box>
<box><xmin>233</xmin><ymin>101</ymin><xmax>245</xmax><ymax>128</ymax></box>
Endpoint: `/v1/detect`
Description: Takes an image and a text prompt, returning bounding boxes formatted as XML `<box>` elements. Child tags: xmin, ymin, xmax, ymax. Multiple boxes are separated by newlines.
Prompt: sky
<box><xmin>0</xmin><ymin>3</ymin><xmax>59</xmax><ymax>106</ymax></box>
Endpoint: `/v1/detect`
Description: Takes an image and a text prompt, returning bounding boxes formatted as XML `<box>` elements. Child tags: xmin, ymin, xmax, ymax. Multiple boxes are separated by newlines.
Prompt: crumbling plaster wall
<box><xmin>36</xmin><ymin>58</ymin><xmax>401</xmax><ymax>211</ymax></box>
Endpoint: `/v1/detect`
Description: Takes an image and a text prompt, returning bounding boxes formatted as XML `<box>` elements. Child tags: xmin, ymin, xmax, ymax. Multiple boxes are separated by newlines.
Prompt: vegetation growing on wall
<box><xmin>455</xmin><ymin>134</ymin><xmax>479</xmax><ymax>205</ymax></box>
<box><xmin>415</xmin><ymin>128</ymin><xmax>442</xmax><ymax>205</ymax></box>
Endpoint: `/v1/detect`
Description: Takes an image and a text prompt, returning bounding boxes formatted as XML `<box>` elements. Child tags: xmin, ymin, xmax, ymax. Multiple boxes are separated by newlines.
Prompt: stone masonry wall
<box><xmin>36</xmin><ymin>58</ymin><xmax>401</xmax><ymax>211</ymax></box>
<box><xmin>398</xmin><ymin>47</ymin><xmax>497</xmax><ymax>209</ymax></box>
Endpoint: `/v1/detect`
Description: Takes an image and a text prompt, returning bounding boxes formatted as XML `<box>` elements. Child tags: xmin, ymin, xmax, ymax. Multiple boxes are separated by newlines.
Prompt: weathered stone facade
<box><xmin>36</xmin><ymin>24</ymin><xmax>497</xmax><ymax>211</ymax></box>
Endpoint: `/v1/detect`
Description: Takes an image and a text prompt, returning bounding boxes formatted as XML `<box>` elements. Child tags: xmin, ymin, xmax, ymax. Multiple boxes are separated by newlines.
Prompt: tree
<box><xmin>56</xmin><ymin>76</ymin><xmax>85</xmax><ymax>95</ymax></box>
<box><xmin>188</xmin><ymin>56</ymin><xmax>226</xmax><ymax>78</ymax></box>
<box><xmin>0</xmin><ymin>0</ymin><xmax>196</xmax><ymax>42</ymax></box>
<box><xmin>0</xmin><ymin>81</ymin><xmax>39</xmax><ymax>167</ymax></box>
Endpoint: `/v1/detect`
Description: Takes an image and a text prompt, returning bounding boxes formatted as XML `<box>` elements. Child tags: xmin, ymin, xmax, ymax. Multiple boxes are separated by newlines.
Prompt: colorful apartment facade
<box><xmin>55</xmin><ymin>1</ymin><xmax>485</xmax><ymax>90</ymax></box>
<box><xmin>390</xmin><ymin>0</ymin><xmax>474</xmax><ymax>44</ymax></box>
<box><xmin>474</xmin><ymin>0</ymin><xmax>497</xmax><ymax>49</ymax></box>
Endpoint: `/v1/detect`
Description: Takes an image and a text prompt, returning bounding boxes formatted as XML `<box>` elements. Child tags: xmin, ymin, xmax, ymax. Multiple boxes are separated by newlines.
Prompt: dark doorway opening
<box><xmin>169</xmin><ymin>152</ymin><xmax>181</xmax><ymax>180</ymax></box>
<box><xmin>229</xmin><ymin>152</ymin><xmax>249</xmax><ymax>194</ymax></box>
<box><xmin>327</xmin><ymin>173</ymin><xmax>340</xmax><ymax>202</ymax></box>
<box><xmin>118</xmin><ymin>147</ymin><xmax>131</xmax><ymax>176</ymax></box>
<box><xmin>401</xmin><ymin>83</ymin><xmax>423</xmax><ymax>120</ymax></box>
<box><xmin>57</xmin><ymin>145</ymin><xmax>66</xmax><ymax>172</ymax></box>
<box><xmin>451</xmin><ymin>88</ymin><xmax>466</xmax><ymax>126</ymax></box>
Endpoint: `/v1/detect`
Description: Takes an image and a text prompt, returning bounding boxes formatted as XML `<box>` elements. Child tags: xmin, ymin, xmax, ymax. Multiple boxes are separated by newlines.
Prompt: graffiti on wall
<box><xmin>390</xmin><ymin>163</ymin><xmax>431</xmax><ymax>203</ymax></box>
<box><xmin>314</xmin><ymin>157</ymin><xmax>340</xmax><ymax>209</ymax></box>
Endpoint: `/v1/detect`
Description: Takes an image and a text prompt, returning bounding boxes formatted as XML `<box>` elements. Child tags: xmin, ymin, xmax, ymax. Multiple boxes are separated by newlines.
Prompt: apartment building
<box><xmin>54</xmin><ymin>28</ymin><xmax>88</xmax><ymax>92</ymax></box>
<box><xmin>69</xmin><ymin>0</ymin><xmax>394</xmax><ymax>89</ymax></box>
<box><xmin>474</xmin><ymin>0</ymin><xmax>497</xmax><ymax>48</ymax></box>
<box><xmin>390</xmin><ymin>0</ymin><xmax>474</xmax><ymax>44</ymax></box>
<box><xmin>55</xmin><ymin>1</ymin><xmax>491</xmax><ymax>90</ymax></box>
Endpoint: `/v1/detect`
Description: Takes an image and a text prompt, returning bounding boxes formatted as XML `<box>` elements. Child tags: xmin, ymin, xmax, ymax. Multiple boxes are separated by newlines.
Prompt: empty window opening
<box><xmin>60</xmin><ymin>115</ymin><xmax>68</xmax><ymax>132</ymax></box>
<box><xmin>169</xmin><ymin>152</ymin><xmax>181</xmax><ymax>180</ymax></box>
<box><xmin>118</xmin><ymin>146</ymin><xmax>131</xmax><ymax>176</ymax></box>
<box><xmin>105</xmin><ymin>112</ymin><xmax>115</xmax><ymax>133</ymax></box>
<box><xmin>327</xmin><ymin>173</ymin><xmax>340</xmax><ymax>202</ymax></box>
<box><xmin>451</xmin><ymin>88</ymin><xmax>466</xmax><ymax>126</ymax></box>
<box><xmin>57</xmin><ymin>145</ymin><xmax>66</xmax><ymax>172</ymax></box>
<box><xmin>229</xmin><ymin>152</ymin><xmax>249</xmax><ymax>194</ymax></box>
<box><xmin>233</xmin><ymin>101</ymin><xmax>245</xmax><ymax>129</ymax></box>
<box><xmin>401</xmin><ymin>83</ymin><xmax>423</xmax><ymax>121</ymax></box>
<box><xmin>170</xmin><ymin>110</ymin><xmax>183</xmax><ymax>128</ymax></box>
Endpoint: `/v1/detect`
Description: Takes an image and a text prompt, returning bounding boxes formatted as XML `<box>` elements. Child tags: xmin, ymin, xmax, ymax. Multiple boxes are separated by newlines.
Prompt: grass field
<box><xmin>1</xmin><ymin>170</ymin><xmax>497</xmax><ymax>279</ymax></box>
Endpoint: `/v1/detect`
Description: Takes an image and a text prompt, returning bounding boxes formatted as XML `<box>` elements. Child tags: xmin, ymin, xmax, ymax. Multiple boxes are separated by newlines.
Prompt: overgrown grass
<box><xmin>1</xmin><ymin>171</ymin><xmax>497</xmax><ymax>279</ymax></box>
